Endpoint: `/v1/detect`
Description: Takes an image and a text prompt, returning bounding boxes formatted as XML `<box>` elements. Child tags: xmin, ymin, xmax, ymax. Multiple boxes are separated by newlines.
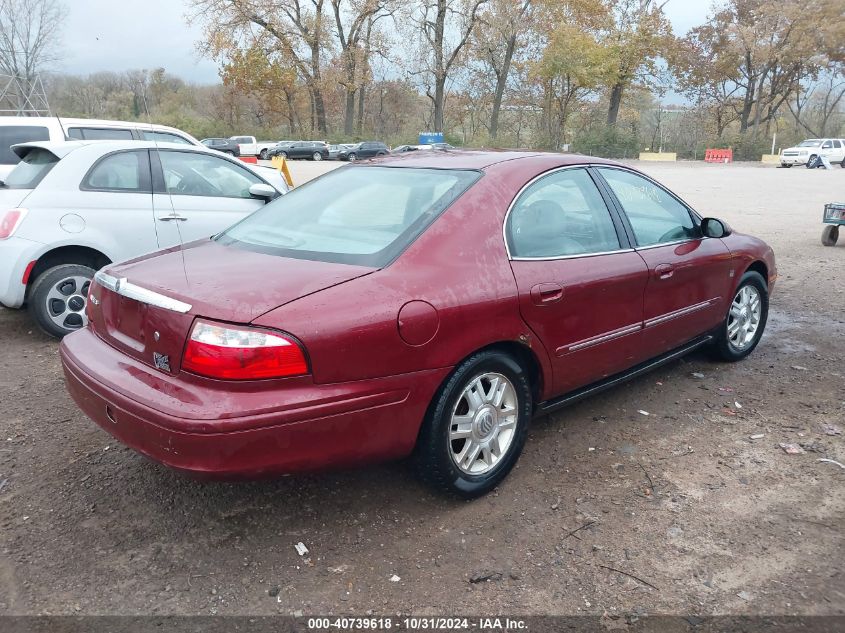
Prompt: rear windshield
<box><xmin>216</xmin><ymin>166</ymin><xmax>481</xmax><ymax>266</ymax></box>
<box><xmin>0</xmin><ymin>125</ymin><xmax>50</xmax><ymax>164</ymax></box>
<box><xmin>2</xmin><ymin>147</ymin><xmax>58</xmax><ymax>188</ymax></box>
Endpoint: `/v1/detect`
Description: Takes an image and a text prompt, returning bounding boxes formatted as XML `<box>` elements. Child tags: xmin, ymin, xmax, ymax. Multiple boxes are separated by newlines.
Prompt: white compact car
<box><xmin>780</xmin><ymin>138</ymin><xmax>845</xmax><ymax>167</ymax></box>
<box><xmin>0</xmin><ymin>140</ymin><xmax>287</xmax><ymax>337</ymax></box>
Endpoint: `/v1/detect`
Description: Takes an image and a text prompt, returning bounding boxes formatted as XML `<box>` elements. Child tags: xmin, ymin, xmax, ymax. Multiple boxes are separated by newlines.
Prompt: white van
<box><xmin>0</xmin><ymin>117</ymin><xmax>201</xmax><ymax>179</ymax></box>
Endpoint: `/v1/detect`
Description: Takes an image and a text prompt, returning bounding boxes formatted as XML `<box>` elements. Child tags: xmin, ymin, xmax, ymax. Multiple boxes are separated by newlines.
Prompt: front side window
<box><xmin>0</xmin><ymin>125</ymin><xmax>50</xmax><ymax>165</ymax></box>
<box><xmin>833</xmin><ymin>140</ymin><xmax>842</xmax><ymax>149</ymax></box>
<box><xmin>822</xmin><ymin>141</ymin><xmax>832</xmax><ymax>149</ymax></box>
<box><xmin>158</xmin><ymin>150</ymin><xmax>262</xmax><ymax>198</ymax></box>
<box><xmin>598</xmin><ymin>168</ymin><xmax>698</xmax><ymax>247</ymax></box>
<box><xmin>84</xmin><ymin>151</ymin><xmax>148</xmax><ymax>191</ymax></box>
<box><xmin>507</xmin><ymin>168</ymin><xmax>620</xmax><ymax>258</ymax></box>
<box><xmin>143</xmin><ymin>131</ymin><xmax>191</xmax><ymax>145</ymax></box>
<box><xmin>216</xmin><ymin>166</ymin><xmax>480</xmax><ymax>266</ymax></box>
<box><xmin>3</xmin><ymin>147</ymin><xmax>58</xmax><ymax>188</ymax></box>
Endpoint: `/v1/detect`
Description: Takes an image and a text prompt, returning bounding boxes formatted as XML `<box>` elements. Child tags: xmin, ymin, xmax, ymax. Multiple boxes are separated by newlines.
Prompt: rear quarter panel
<box><xmin>252</xmin><ymin>169</ymin><xmax>548</xmax><ymax>387</ymax></box>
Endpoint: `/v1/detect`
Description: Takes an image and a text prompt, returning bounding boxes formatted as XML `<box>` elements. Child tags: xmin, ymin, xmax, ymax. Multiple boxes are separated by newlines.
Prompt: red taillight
<box><xmin>0</xmin><ymin>208</ymin><xmax>27</xmax><ymax>240</ymax></box>
<box><xmin>182</xmin><ymin>319</ymin><xmax>308</xmax><ymax>380</ymax></box>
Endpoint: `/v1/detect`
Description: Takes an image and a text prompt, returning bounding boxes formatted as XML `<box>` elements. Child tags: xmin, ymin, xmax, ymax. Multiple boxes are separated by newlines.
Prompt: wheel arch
<box><xmin>26</xmin><ymin>245</ymin><xmax>111</xmax><ymax>292</ymax></box>
<box><xmin>745</xmin><ymin>260</ymin><xmax>768</xmax><ymax>285</ymax></box>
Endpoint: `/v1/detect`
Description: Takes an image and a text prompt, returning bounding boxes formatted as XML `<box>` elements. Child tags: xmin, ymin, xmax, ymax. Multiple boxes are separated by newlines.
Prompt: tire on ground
<box><xmin>414</xmin><ymin>349</ymin><xmax>533</xmax><ymax>498</ymax></box>
<box><xmin>712</xmin><ymin>270</ymin><xmax>769</xmax><ymax>362</ymax></box>
<box><xmin>28</xmin><ymin>263</ymin><xmax>95</xmax><ymax>339</ymax></box>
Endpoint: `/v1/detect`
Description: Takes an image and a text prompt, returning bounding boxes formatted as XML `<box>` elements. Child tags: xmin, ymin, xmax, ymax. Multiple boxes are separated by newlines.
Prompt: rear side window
<box><xmin>507</xmin><ymin>168</ymin><xmax>620</xmax><ymax>258</ymax></box>
<box><xmin>84</xmin><ymin>151</ymin><xmax>149</xmax><ymax>192</ymax></box>
<box><xmin>142</xmin><ymin>130</ymin><xmax>191</xmax><ymax>145</ymax></box>
<box><xmin>217</xmin><ymin>166</ymin><xmax>481</xmax><ymax>266</ymax></box>
<box><xmin>3</xmin><ymin>147</ymin><xmax>58</xmax><ymax>188</ymax></box>
<box><xmin>68</xmin><ymin>127</ymin><xmax>134</xmax><ymax>141</ymax></box>
<box><xmin>0</xmin><ymin>125</ymin><xmax>50</xmax><ymax>164</ymax></box>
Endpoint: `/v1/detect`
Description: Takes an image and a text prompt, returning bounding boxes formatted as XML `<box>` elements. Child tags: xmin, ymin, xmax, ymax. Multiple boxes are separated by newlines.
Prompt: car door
<box><xmin>507</xmin><ymin>167</ymin><xmax>650</xmax><ymax>396</ymax></box>
<box><xmin>74</xmin><ymin>149</ymin><xmax>158</xmax><ymax>260</ymax></box>
<box><xmin>595</xmin><ymin>166</ymin><xmax>733</xmax><ymax>355</ymax></box>
<box><xmin>150</xmin><ymin>149</ymin><xmax>270</xmax><ymax>249</ymax></box>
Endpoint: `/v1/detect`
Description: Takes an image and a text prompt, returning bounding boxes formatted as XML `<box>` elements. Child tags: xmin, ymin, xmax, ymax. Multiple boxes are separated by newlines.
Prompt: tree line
<box><xmin>2</xmin><ymin>0</ymin><xmax>844</xmax><ymax>159</ymax></box>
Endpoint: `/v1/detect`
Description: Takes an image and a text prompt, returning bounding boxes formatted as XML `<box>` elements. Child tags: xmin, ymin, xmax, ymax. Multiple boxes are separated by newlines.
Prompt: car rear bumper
<box><xmin>0</xmin><ymin>236</ymin><xmax>42</xmax><ymax>308</ymax></box>
<box><xmin>60</xmin><ymin>327</ymin><xmax>449</xmax><ymax>477</ymax></box>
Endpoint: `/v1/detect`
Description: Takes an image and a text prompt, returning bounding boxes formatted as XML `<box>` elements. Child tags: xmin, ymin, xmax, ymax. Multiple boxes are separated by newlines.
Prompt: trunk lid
<box><xmin>88</xmin><ymin>239</ymin><xmax>374</xmax><ymax>373</ymax></box>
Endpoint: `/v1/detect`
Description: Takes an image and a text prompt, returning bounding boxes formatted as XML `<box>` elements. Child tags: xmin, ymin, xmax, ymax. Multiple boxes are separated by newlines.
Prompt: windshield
<box><xmin>216</xmin><ymin>166</ymin><xmax>480</xmax><ymax>266</ymax></box>
<box><xmin>3</xmin><ymin>148</ymin><xmax>59</xmax><ymax>189</ymax></box>
<box><xmin>798</xmin><ymin>139</ymin><xmax>822</xmax><ymax>147</ymax></box>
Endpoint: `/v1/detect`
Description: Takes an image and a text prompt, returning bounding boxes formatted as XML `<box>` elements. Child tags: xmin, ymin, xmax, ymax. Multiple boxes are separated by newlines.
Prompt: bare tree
<box><xmin>409</xmin><ymin>0</ymin><xmax>487</xmax><ymax>133</ymax></box>
<box><xmin>0</xmin><ymin>0</ymin><xmax>67</xmax><ymax>113</ymax></box>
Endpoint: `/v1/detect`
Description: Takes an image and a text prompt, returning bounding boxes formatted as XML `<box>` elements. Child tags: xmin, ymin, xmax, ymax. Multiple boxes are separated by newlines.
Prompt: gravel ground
<box><xmin>0</xmin><ymin>158</ymin><xmax>843</xmax><ymax>617</ymax></box>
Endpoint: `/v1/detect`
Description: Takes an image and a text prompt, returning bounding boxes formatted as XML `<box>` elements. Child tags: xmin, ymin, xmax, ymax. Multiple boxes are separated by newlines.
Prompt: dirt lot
<box><xmin>0</xmin><ymin>159</ymin><xmax>843</xmax><ymax>618</ymax></box>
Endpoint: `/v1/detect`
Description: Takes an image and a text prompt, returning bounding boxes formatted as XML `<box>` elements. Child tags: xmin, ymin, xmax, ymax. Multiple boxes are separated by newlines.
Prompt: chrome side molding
<box><xmin>94</xmin><ymin>271</ymin><xmax>193</xmax><ymax>314</ymax></box>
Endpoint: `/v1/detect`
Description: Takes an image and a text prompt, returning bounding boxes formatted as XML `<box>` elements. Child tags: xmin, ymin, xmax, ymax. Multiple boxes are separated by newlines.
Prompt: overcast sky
<box><xmin>60</xmin><ymin>0</ymin><xmax>717</xmax><ymax>85</ymax></box>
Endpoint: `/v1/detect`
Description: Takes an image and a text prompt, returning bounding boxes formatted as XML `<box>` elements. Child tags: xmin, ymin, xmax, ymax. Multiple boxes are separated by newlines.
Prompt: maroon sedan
<box><xmin>60</xmin><ymin>152</ymin><xmax>776</xmax><ymax>497</ymax></box>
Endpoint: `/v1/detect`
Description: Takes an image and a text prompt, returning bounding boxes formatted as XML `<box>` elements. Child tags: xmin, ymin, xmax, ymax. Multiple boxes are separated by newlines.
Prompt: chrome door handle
<box><xmin>158</xmin><ymin>214</ymin><xmax>187</xmax><ymax>221</ymax></box>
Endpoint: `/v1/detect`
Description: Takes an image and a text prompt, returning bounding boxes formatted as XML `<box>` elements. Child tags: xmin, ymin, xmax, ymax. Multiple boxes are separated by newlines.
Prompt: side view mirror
<box><xmin>701</xmin><ymin>217</ymin><xmax>732</xmax><ymax>238</ymax></box>
<box><xmin>249</xmin><ymin>183</ymin><xmax>277</xmax><ymax>202</ymax></box>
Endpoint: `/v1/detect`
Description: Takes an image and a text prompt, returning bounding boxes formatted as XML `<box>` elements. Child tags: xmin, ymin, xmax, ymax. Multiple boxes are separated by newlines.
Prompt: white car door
<box><xmin>72</xmin><ymin>149</ymin><xmax>158</xmax><ymax>260</ymax></box>
<box><xmin>150</xmin><ymin>149</ymin><xmax>271</xmax><ymax>249</ymax></box>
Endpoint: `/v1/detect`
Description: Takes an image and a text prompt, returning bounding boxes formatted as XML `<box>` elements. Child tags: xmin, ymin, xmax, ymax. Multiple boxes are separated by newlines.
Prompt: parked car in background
<box><xmin>0</xmin><ymin>116</ymin><xmax>201</xmax><ymax>179</ymax></box>
<box><xmin>60</xmin><ymin>151</ymin><xmax>775</xmax><ymax>498</ymax></box>
<box><xmin>336</xmin><ymin>141</ymin><xmax>389</xmax><ymax>161</ymax></box>
<box><xmin>229</xmin><ymin>136</ymin><xmax>280</xmax><ymax>160</ymax></box>
<box><xmin>0</xmin><ymin>140</ymin><xmax>286</xmax><ymax>337</ymax></box>
<box><xmin>200</xmin><ymin>138</ymin><xmax>241</xmax><ymax>156</ymax></box>
<box><xmin>268</xmin><ymin>141</ymin><xmax>329</xmax><ymax>161</ymax></box>
<box><xmin>391</xmin><ymin>145</ymin><xmax>418</xmax><ymax>154</ymax></box>
<box><xmin>328</xmin><ymin>143</ymin><xmax>357</xmax><ymax>160</ymax></box>
<box><xmin>780</xmin><ymin>138</ymin><xmax>845</xmax><ymax>167</ymax></box>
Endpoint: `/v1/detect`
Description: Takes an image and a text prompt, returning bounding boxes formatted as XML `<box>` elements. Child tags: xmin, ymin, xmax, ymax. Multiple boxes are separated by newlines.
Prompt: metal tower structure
<box><xmin>0</xmin><ymin>73</ymin><xmax>52</xmax><ymax>116</ymax></box>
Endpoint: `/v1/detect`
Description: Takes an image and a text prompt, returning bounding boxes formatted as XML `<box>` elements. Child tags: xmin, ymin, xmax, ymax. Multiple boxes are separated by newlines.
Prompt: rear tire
<box><xmin>712</xmin><ymin>271</ymin><xmax>768</xmax><ymax>362</ymax></box>
<box><xmin>822</xmin><ymin>225</ymin><xmax>839</xmax><ymax>246</ymax></box>
<box><xmin>312</xmin><ymin>152</ymin><xmax>322</xmax><ymax>161</ymax></box>
<box><xmin>259</xmin><ymin>149</ymin><xmax>269</xmax><ymax>160</ymax></box>
<box><xmin>28</xmin><ymin>264</ymin><xmax>95</xmax><ymax>338</ymax></box>
<box><xmin>414</xmin><ymin>350</ymin><xmax>532</xmax><ymax>498</ymax></box>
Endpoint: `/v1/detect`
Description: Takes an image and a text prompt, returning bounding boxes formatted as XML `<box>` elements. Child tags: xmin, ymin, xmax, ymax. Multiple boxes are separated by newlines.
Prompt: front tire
<box><xmin>822</xmin><ymin>225</ymin><xmax>839</xmax><ymax>246</ymax></box>
<box><xmin>781</xmin><ymin>163</ymin><xmax>792</xmax><ymax>168</ymax></box>
<box><xmin>414</xmin><ymin>350</ymin><xmax>532</xmax><ymax>498</ymax></box>
<box><xmin>347</xmin><ymin>153</ymin><xmax>357</xmax><ymax>162</ymax></box>
<box><xmin>713</xmin><ymin>271</ymin><xmax>768</xmax><ymax>362</ymax></box>
<box><xmin>806</xmin><ymin>155</ymin><xmax>819</xmax><ymax>168</ymax></box>
<box><xmin>28</xmin><ymin>264</ymin><xmax>95</xmax><ymax>338</ymax></box>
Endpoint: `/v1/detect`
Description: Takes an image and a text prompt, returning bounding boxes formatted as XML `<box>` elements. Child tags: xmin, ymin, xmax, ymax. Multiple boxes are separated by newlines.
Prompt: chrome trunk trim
<box><xmin>94</xmin><ymin>271</ymin><xmax>192</xmax><ymax>314</ymax></box>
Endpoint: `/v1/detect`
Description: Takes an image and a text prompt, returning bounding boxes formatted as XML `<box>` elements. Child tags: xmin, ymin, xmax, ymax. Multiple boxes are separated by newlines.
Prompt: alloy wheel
<box><xmin>45</xmin><ymin>275</ymin><xmax>90</xmax><ymax>331</ymax></box>
<box><xmin>727</xmin><ymin>285</ymin><xmax>762</xmax><ymax>351</ymax></box>
<box><xmin>449</xmin><ymin>372</ymin><xmax>518</xmax><ymax>475</ymax></box>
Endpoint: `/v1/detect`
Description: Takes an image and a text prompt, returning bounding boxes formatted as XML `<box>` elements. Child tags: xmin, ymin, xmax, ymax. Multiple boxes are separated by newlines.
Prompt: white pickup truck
<box><xmin>229</xmin><ymin>136</ymin><xmax>280</xmax><ymax>160</ymax></box>
<box><xmin>780</xmin><ymin>138</ymin><xmax>845</xmax><ymax>167</ymax></box>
